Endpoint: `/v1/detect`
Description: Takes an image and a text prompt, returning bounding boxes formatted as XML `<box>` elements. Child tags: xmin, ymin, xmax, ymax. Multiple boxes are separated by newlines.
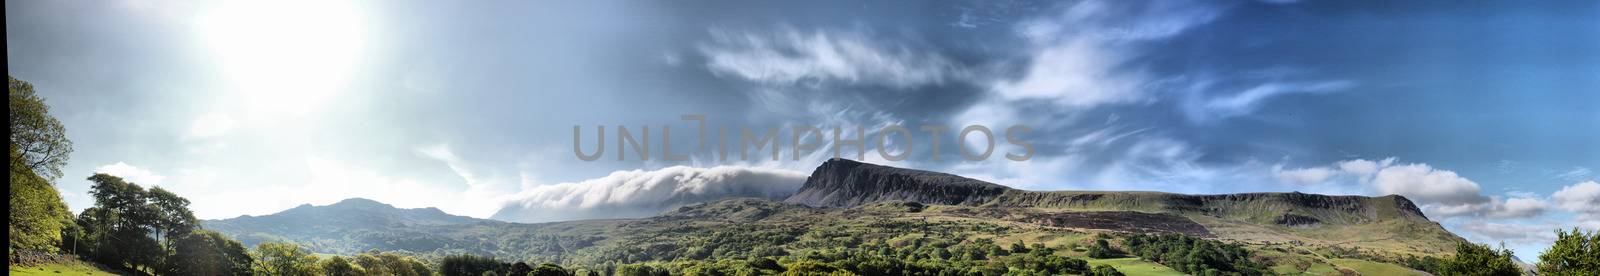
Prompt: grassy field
<box><xmin>1331</xmin><ymin>258</ymin><xmax>1425</xmax><ymax>275</ymax></box>
<box><xmin>9</xmin><ymin>262</ymin><xmax>123</xmax><ymax>276</ymax></box>
<box><xmin>1084</xmin><ymin>257</ymin><xmax>1185</xmax><ymax>276</ymax></box>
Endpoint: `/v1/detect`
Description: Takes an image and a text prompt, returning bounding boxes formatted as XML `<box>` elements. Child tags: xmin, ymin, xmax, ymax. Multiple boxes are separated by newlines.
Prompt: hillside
<box><xmin>205</xmin><ymin>198</ymin><xmax>530</xmax><ymax>253</ymax></box>
<box><xmin>789</xmin><ymin>158</ymin><xmax>1465</xmax><ymax>255</ymax></box>
<box><xmin>204</xmin><ymin>159</ymin><xmax>1462</xmax><ymax>274</ymax></box>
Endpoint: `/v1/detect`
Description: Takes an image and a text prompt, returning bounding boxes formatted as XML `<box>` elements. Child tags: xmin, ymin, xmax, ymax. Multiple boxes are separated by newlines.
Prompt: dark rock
<box><xmin>784</xmin><ymin>158</ymin><xmax>1012</xmax><ymax>207</ymax></box>
<box><xmin>1274</xmin><ymin>214</ymin><xmax>1322</xmax><ymax>227</ymax></box>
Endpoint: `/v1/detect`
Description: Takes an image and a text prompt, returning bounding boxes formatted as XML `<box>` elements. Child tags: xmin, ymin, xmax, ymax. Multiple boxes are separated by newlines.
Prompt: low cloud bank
<box><xmin>490</xmin><ymin>166</ymin><xmax>808</xmax><ymax>223</ymax></box>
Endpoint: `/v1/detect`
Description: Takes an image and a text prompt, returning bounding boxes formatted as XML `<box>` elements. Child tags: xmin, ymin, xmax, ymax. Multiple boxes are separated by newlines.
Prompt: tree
<box><xmin>1087</xmin><ymin>238</ymin><xmax>1118</xmax><ymax>259</ymax></box>
<box><xmin>8</xmin><ymin>150</ymin><xmax>73</xmax><ymax>253</ymax></box>
<box><xmin>532</xmin><ymin>263</ymin><xmax>571</xmax><ymax>276</ymax></box>
<box><xmin>352</xmin><ymin>251</ymin><xmax>432</xmax><ymax>276</ymax></box>
<box><xmin>8</xmin><ymin>76</ymin><xmax>75</xmax><ymax>255</ymax></box>
<box><xmin>148</xmin><ymin>186</ymin><xmax>199</xmax><ymax>245</ymax></box>
<box><xmin>169</xmin><ymin>230</ymin><xmax>254</xmax><ymax>276</ymax></box>
<box><xmin>9</xmin><ymin>76</ymin><xmax>73</xmax><ymax>180</ymax></box>
<box><xmin>320</xmin><ymin>256</ymin><xmax>365</xmax><ymax>276</ymax></box>
<box><xmin>252</xmin><ymin>242</ymin><xmax>322</xmax><ymax>276</ymax></box>
<box><xmin>1440</xmin><ymin>242</ymin><xmax>1521</xmax><ymax>276</ymax></box>
<box><xmin>1089</xmin><ymin>264</ymin><xmax>1125</xmax><ymax>276</ymax></box>
<box><xmin>1537</xmin><ymin>228</ymin><xmax>1600</xmax><ymax>275</ymax></box>
<box><xmin>76</xmin><ymin>173</ymin><xmax>165</xmax><ymax>271</ymax></box>
<box><xmin>509</xmin><ymin>262</ymin><xmax>533</xmax><ymax>276</ymax></box>
<box><xmin>440</xmin><ymin>254</ymin><xmax>507</xmax><ymax>276</ymax></box>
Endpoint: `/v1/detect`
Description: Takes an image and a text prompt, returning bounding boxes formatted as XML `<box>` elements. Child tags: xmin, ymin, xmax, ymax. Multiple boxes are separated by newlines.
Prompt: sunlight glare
<box><xmin>200</xmin><ymin>0</ymin><xmax>367</xmax><ymax>117</ymax></box>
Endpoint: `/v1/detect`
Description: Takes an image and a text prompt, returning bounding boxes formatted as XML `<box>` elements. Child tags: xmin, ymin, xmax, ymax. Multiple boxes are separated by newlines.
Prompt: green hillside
<box><xmin>204</xmin><ymin>159</ymin><xmax>1472</xmax><ymax>275</ymax></box>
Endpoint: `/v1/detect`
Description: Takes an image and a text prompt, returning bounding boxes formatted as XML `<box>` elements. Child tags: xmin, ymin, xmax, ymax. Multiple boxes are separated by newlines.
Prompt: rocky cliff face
<box><xmin>784</xmin><ymin>158</ymin><xmax>1013</xmax><ymax>208</ymax></box>
<box><xmin>786</xmin><ymin>159</ymin><xmax>1433</xmax><ymax>226</ymax></box>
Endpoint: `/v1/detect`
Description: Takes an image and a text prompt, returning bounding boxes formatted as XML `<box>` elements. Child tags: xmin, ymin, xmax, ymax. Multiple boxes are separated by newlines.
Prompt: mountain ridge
<box><xmin>204</xmin><ymin>159</ymin><xmax>1467</xmax><ymax>267</ymax></box>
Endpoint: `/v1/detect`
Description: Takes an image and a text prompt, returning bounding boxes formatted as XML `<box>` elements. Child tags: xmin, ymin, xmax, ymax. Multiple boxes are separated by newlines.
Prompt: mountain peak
<box><xmin>785</xmin><ymin>158</ymin><xmax>1013</xmax><ymax>207</ymax></box>
<box><xmin>330</xmin><ymin>197</ymin><xmax>393</xmax><ymax>208</ymax></box>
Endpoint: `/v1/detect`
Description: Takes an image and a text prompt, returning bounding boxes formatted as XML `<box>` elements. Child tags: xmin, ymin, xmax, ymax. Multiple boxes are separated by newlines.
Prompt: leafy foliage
<box><xmin>1439</xmin><ymin>242</ymin><xmax>1520</xmax><ymax>276</ymax></box>
<box><xmin>251</xmin><ymin>242</ymin><xmax>322</xmax><ymax>276</ymax></box>
<box><xmin>1537</xmin><ymin>228</ymin><xmax>1600</xmax><ymax>276</ymax></box>
<box><xmin>1089</xmin><ymin>264</ymin><xmax>1125</xmax><ymax>276</ymax></box>
<box><xmin>320</xmin><ymin>256</ymin><xmax>365</xmax><ymax>276</ymax></box>
<box><xmin>74</xmin><ymin>174</ymin><xmax>184</xmax><ymax>272</ymax></box>
<box><xmin>439</xmin><ymin>254</ymin><xmax>572</xmax><ymax>276</ymax></box>
<box><xmin>169</xmin><ymin>230</ymin><xmax>253</xmax><ymax>275</ymax></box>
<box><xmin>8</xmin><ymin>76</ymin><xmax>73</xmax><ymax>180</ymax></box>
<box><xmin>8</xmin><ymin>76</ymin><xmax>75</xmax><ymax>255</ymax></box>
<box><xmin>1121</xmin><ymin>233</ymin><xmax>1268</xmax><ymax>275</ymax></box>
<box><xmin>9</xmin><ymin>150</ymin><xmax>73</xmax><ymax>253</ymax></box>
<box><xmin>1085</xmin><ymin>236</ymin><xmax>1119</xmax><ymax>259</ymax></box>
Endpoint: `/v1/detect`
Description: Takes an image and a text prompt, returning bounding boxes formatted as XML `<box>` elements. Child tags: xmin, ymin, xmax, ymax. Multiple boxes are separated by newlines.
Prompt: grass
<box><xmin>1331</xmin><ymin>258</ymin><xmax>1424</xmax><ymax>276</ymax></box>
<box><xmin>1083</xmin><ymin>257</ymin><xmax>1185</xmax><ymax>276</ymax></box>
<box><xmin>9</xmin><ymin>262</ymin><xmax>123</xmax><ymax>276</ymax></box>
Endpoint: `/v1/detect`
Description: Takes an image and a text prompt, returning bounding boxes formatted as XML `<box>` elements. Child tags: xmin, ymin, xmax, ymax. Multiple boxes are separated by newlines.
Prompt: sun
<box><xmin>199</xmin><ymin>0</ymin><xmax>368</xmax><ymax>117</ymax></box>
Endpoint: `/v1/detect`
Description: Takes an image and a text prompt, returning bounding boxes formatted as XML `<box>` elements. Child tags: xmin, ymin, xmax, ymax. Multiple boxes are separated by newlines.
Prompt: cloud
<box><xmin>992</xmin><ymin>0</ymin><xmax>1222</xmax><ymax>109</ymax></box>
<box><xmin>416</xmin><ymin>144</ymin><xmax>480</xmax><ymax>187</ymax></box>
<box><xmin>1371</xmin><ymin>163</ymin><xmax>1490</xmax><ymax>208</ymax></box>
<box><xmin>95</xmin><ymin>162</ymin><xmax>167</xmax><ymax>185</ymax></box>
<box><xmin>1485</xmin><ymin>196</ymin><xmax>1547</xmax><ymax>218</ymax></box>
<box><xmin>1274</xmin><ymin>165</ymin><xmax>1336</xmax><ymax>184</ymax></box>
<box><xmin>491</xmin><ymin>165</ymin><xmax>808</xmax><ymax>223</ymax></box>
<box><xmin>991</xmin><ymin>37</ymin><xmax>1148</xmax><ymax>107</ymax></box>
<box><xmin>1337</xmin><ymin>157</ymin><xmax>1390</xmax><ymax>176</ymax></box>
<box><xmin>1275</xmin><ymin>158</ymin><xmax>1551</xmax><ymax>218</ymax></box>
<box><xmin>1555</xmin><ymin>167</ymin><xmax>1594</xmax><ymax>181</ymax></box>
<box><xmin>1190</xmin><ymin>81</ymin><xmax>1355</xmax><ymax>122</ymax></box>
<box><xmin>1552</xmin><ymin>181</ymin><xmax>1600</xmax><ymax>214</ymax></box>
<box><xmin>1455</xmin><ymin>220</ymin><xmax>1561</xmax><ymax>245</ymax></box>
<box><xmin>701</xmin><ymin>28</ymin><xmax>961</xmax><ymax>89</ymax></box>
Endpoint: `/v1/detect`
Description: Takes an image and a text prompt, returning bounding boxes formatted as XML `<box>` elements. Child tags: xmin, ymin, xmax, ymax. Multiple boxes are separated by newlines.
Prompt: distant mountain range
<box><xmin>204</xmin><ymin>158</ymin><xmax>1465</xmax><ymax>273</ymax></box>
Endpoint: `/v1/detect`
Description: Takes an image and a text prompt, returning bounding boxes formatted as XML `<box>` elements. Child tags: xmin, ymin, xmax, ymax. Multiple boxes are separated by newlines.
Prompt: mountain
<box><xmin>789</xmin><ymin>158</ymin><xmax>1464</xmax><ymax>255</ymax></box>
<box><xmin>204</xmin><ymin>198</ymin><xmax>526</xmax><ymax>254</ymax></box>
<box><xmin>786</xmin><ymin>158</ymin><xmax>1010</xmax><ymax>207</ymax></box>
<box><xmin>205</xmin><ymin>160</ymin><xmax>1463</xmax><ymax>274</ymax></box>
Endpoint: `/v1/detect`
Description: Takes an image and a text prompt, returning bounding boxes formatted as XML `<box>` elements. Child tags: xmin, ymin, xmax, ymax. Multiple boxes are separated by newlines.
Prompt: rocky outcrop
<box><xmin>784</xmin><ymin>158</ymin><xmax>1013</xmax><ymax>208</ymax></box>
<box><xmin>786</xmin><ymin>159</ymin><xmax>1435</xmax><ymax>228</ymax></box>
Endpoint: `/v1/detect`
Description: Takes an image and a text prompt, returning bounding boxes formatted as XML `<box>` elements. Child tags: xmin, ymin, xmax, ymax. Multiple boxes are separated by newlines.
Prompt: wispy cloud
<box><xmin>95</xmin><ymin>162</ymin><xmax>167</xmax><ymax>185</ymax></box>
<box><xmin>991</xmin><ymin>0</ymin><xmax>1223</xmax><ymax>108</ymax></box>
<box><xmin>1555</xmin><ymin>167</ymin><xmax>1594</xmax><ymax>181</ymax></box>
<box><xmin>1188</xmin><ymin>80</ymin><xmax>1355</xmax><ymax>123</ymax></box>
<box><xmin>701</xmin><ymin>27</ymin><xmax>962</xmax><ymax>89</ymax></box>
<box><xmin>492</xmin><ymin>165</ymin><xmax>808</xmax><ymax>223</ymax></box>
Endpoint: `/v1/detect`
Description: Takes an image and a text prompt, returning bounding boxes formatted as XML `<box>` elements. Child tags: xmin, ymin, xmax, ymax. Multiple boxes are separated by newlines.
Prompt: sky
<box><xmin>7</xmin><ymin>0</ymin><xmax>1598</xmax><ymax>260</ymax></box>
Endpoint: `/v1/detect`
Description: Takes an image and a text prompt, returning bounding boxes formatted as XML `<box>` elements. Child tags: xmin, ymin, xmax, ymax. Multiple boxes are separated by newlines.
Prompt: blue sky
<box><xmin>7</xmin><ymin>0</ymin><xmax>1597</xmax><ymax>259</ymax></box>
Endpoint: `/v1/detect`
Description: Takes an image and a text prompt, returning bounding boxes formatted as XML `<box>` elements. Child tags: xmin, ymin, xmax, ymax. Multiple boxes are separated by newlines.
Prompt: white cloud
<box><xmin>1552</xmin><ymin>180</ymin><xmax>1600</xmax><ymax>214</ymax></box>
<box><xmin>1485</xmin><ymin>196</ymin><xmax>1548</xmax><ymax>218</ymax></box>
<box><xmin>1275</xmin><ymin>158</ymin><xmax>1554</xmax><ymax>218</ymax></box>
<box><xmin>95</xmin><ymin>162</ymin><xmax>167</xmax><ymax>185</ymax></box>
<box><xmin>415</xmin><ymin>144</ymin><xmax>480</xmax><ymax>187</ymax></box>
<box><xmin>991</xmin><ymin>38</ymin><xmax>1147</xmax><ymax>107</ymax></box>
<box><xmin>701</xmin><ymin>28</ymin><xmax>960</xmax><ymax>89</ymax></box>
<box><xmin>1274</xmin><ymin>165</ymin><xmax>1336</xmax><ymax>184</ymax></box>
<box><xmin>993</xmin><ymin>0</ymin><xmax>1222</xmax><ymax>109</ymax></box>
<box><xmin>1455</xmin><ymin>220</ymin><xmax>1560</xmax><ymax>245</ymax></box>
<box><xmin>1337</xmin><ymin>158</ymin><xmax>1384</xmax><ymax>175</ymax></box>
<box><xmin>1555</xmin><ymin>167</ymin><xmax>1594</xmax><ymax>181</ymax></box>
<box><xmin>1191</xmin><ymin>81</ymin><xmax>1354</xmax><ymax>122</ymax></box>
<box><xmin>1371</xmin><ymin>163</ymin><xmax>1489</xmax><ymax>207</ymax></box>
<box><xmin>492</xmin><ymin>165</ymin><xmax>808</xmax><ymax>223</ymax></box>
